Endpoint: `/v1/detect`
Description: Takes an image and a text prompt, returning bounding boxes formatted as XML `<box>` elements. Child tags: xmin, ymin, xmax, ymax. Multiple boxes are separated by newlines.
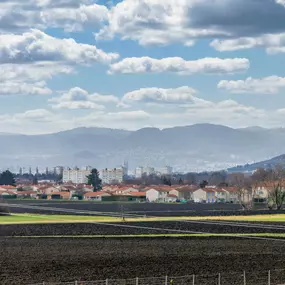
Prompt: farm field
<box><xmin>3</xmin><ymin>201</ymin><xmax>285</xmax><ymax>285</ymax></box>
<box><xmin>3</xmin><ymin>199</ymin><xmax>245</xmax><ymax>216</ymax></box>
<box><xmin>2</xmin><ymin>236</ymin><xmax>285</xmax><ymax>285</ymax></box>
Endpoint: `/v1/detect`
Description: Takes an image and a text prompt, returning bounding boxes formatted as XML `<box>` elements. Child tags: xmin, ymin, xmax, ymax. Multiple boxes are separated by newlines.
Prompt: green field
<box><xmin>0</xmin><ymin>214</ymin><xmax>121</xmax><ymax>224</ymax></box>
<box><xmin>2</xmin><ymin>213</ymin><xmax>285</xmax><ymax>224</ymax></box>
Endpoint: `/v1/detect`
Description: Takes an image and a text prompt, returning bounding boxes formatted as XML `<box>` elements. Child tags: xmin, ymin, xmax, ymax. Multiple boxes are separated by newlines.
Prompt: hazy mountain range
<box><xmin>2</xmin><ymin>124</ymin><xmax>285</xmax><ymax>172</ymax></box>
<box><xmin>228</xmin><ymin>154</ymin><xmax>285</xmax><ymax>173</ymax></box>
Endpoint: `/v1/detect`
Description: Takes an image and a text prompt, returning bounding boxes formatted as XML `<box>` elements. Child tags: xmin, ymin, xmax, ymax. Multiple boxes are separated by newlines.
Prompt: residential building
<box><xmin>135</xmin><ymin>166</ymin><xmax>144</xmax><ymax>178</ymax></box>
<box><xmin>160</xmin><ymin>166</ymin><xmax>173</xmax><ymax>175</ymax></box>
<box><xmin>144</xmin><ymin>166</ymin><xmax>155</xmax><ymax>176</ymax></box>
<box><xmin>84</xmin><ymin>191</ymin><xmax>111</xmax><ymax>201</ymax></box>
<box><xmin>54</xmin><ymin>166</ymin><xmax>64</xmax><ymax>176</ymax></box>
<box><xmin>192</xmin><ymin>188</ymin><xmax>216</xmax><ymax>203</ymax></box>
<box><xmin>146</xmin><ymin>186</ymin><xmax>173</xmax><ymax>202</ymax></box>
<box><xmin>62</xmin><ymin>169</ymin><xmax>91</xmax><ymax>184</ymax></box>
<box><xmin>169</xmin><ymin>185</ymin><xmax>199</xmax><ymax>201</ymax></box>
<box><xmin>100</xmin><ymin>168</ymin><xmax>124</xmax><ymax>184</ymax></box>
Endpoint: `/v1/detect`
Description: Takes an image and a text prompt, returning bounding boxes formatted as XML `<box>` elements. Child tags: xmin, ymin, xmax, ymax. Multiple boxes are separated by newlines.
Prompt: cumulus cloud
<box><xmin>0</xmin><ymin>29</ymin><xmax>119</xmax><ymax>65</ymax></box>
<box><xmin>49</xmin><ymin>87</ymin><xmax>119</xmax><ymax>109</ymax></box>
<box><xmin>211</xmin><ymin>33</ymin><xmax>285</xmax><ymax>53</ymax></box>
<box><xmin>0</xmin><ymin>0</ymin><xmax>107</xmax><ymax>32</ymax></box>
<box><xmin>13</xmin><ymin>109</ymin><xmax>55</xmax><ymax>123</ymax></box>
<box><xmin>109</xmin><ymin>57</ymin><xmax>249</xmax><ymax>75</ymax></box>
<box><xmin>122</xmin><ymin>86</ymin><xmax>200</xmax><ymax>104</ymax></box>
<box><xmin>96</xmin><ymin>0</ymin><xmax>285</xmax><ymax>47</ymax></box>
<box><xmin>218</xmin><ymin>76</ymin><xmax>285</xmax><ymax>94</ymax></box>
<box><xmin>0</xmin><ymin>81</ymin><xmax>52</xmax><ymax>96</ymax></box>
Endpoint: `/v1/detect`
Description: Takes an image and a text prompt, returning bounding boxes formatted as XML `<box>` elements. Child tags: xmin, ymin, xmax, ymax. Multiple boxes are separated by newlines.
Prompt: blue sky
<box><xmin>2</xmin><ymin>0</ymin><xmax>285</xmax><ymax>134</ymax></box>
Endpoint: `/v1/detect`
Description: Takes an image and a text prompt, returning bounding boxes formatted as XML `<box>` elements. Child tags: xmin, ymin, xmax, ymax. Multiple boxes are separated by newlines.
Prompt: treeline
<box><xmin>124</xmin><ymin>166</ymin><xmax>285</xmax><ymax>188</ymax></box>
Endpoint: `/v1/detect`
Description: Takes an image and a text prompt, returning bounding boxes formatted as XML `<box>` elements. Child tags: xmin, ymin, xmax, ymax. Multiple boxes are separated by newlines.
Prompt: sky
<box><xmin>2</xmin><ymin>0</ymin><xmax>285</xmax><ymax>134</ymax></box>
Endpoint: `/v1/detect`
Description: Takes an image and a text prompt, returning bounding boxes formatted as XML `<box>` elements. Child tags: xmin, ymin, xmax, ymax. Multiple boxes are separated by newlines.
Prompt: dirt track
<box><xmin>1</xmin><ymin>237</ymin><xmax>285</xmax><ymax>285</ymax></box>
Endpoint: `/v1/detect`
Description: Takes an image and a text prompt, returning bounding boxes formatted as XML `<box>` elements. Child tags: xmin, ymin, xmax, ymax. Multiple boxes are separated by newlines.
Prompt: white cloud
<box><xmin>97</xmin><ymin>0</ymin><xmax>285</xmax><ymax>48</ymax></box>
<box><xmin>0</xmin><ymin>0</ymin><xmax>107</xmax><ymax>32</ymax></box>
<box><xmin>211</xmin><ymin>33</ymin><xmax>285</xmax><ymax>54</ymax></box>
<box><xmin>0</xmin><ymin>64</ymin><xmax>74</xmax><ymax>83</ymax></box>
<box><xmin>49</xmin><ymin>87</ymin><xmax>119</xmax><ymax>109</ymax></box>
<box><xmin>40</xmin><ymin>4</ymin><xmax>108</xmax><ymax>32</ymax></box>
<box><xmin>122</xmin><ymin>86</ymin><xmax>199</xmax><ymax>104</ymax></box>
<box><xmin>109</xmin><ymin>57</ymin><xmax>249</xmax><ymax>75</ymax></box>
<box><xmin>0</xmin><ymin>29</ymin><xmax>119</xmax><ymax>65</ymax></box>
<box><xmin>0</xmin><ymin>81</ymin><xmax>52</xmax><ymax>96</ymax></box>
<box><xmin>13</xmin><ymin>109</ymin><xmax>55</xmax><ymax>123</ymax></box>
<box><xmin>218</xmin><ymin>76</ymin><xmax>285</xmax><ymax>94</ymax></box>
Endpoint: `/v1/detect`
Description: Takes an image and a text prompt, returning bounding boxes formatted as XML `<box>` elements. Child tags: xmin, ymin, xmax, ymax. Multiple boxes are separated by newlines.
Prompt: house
<box><xmin>221</xmin><ymin>187</ymin><xmax>240</xmax><ymax>203</ymax></box>
<box><xmin>83</xmin><ymin>191</ymin><xmax>111</xmax><ymax>201</ymax></box>
<box><xmin>193</xmin><ymin>188</ymin><xmax>217</xmax><ymax>203</ymax></box>
<box><xmin>169</xmin><ymin>185</ymin><xmax>199</xmax><ymax>201</ymax></box>
<box><xmin>47</xmin><ymin>192</ymin><xmax>71</xmax><ymax>200</ymax></box>
<box><xmin>166</xmin><ymin>194</ymin><xmax>178</xmax><ymax>203</ymax></box>
<box><xmin>127</xmin><ymin>192</ymin><xmax>146</xmax><ymax>202</ymax></box>
<box><xmin>145</xmin><ymin>186</ymin><xmax>172</xmax><ymax>202</ymax></box>
<box><xmin>16</xmin><ymin>191</ymin><xmax>38</xmax><ymax>199</ymax></box>
<box><xmin>0</xmin><ymin>190</ymin><xmax>17</xmax><ymax>198</ymax></box>
<box><xmin>38</xmin><ymin>186</ymin><xmax>58</xmax><ymax>195</ymax></box>
<box><xmin>0</xmin><ymin>185</ymin><xmax>17</xmax><ymax>193</ymax></box>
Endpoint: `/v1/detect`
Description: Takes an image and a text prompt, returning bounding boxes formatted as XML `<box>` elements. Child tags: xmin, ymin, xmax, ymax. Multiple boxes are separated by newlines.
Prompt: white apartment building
<box><xmin>160</xmin><ymin>166</ymin><xmax>173</xmax><ymax>175</ymax></box>
<box><xmin>135</xmin><ymin>166</ymin><xmax>144</xmax><ymax>178</ymax></box>
<box><xmin>100</xmin><ymin>168</ymin><xmax>124</xmax><ymax>184</ymax></box>
<box><xmin>62</xmin><ymin>169</ymin><xmax>91</xmax><ymax>184</ymax></box>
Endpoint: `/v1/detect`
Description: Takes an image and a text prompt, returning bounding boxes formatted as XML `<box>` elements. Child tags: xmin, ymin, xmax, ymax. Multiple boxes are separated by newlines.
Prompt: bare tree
<box><xmin>270</xmin><ymin>183</ymin><xmax>285</xmax><ymax>210</ymax></box>
<box><xmin>228</xmin><ymin>173</ymin><xmax>252</xmax><ymax>210</ymax></box>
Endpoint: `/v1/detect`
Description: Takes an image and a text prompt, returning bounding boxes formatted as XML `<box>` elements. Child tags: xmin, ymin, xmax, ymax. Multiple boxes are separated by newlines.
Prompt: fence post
<box><xmin>192</xmin><ymin>274</ymin><xmax>195</xmax><ymax>285</ymax></box>
<box><xmin>165</xmin><ymin>275</ymin><xmax>168</xmax><ymax>285</ymax></box>
<box><xmin>268</xmin><ymin>270</ymin><xmax>271</xmax><ymax>285</ymax></box>
<box><xmin>75</xmin><ymin>281</ymin><xmax>78</xmax><ymax>285</ymax></box>
<box><xmin>106</xmin><ymin>278</ymin><xmax>108</xmax><ymax>285</ymax></box>
<box><xmin>218</xmin><ymin>273</ymin><xmax>221</xmax><ymax>285</ymax></box>
<box><xmin>136</xmin><ymin>277</ymin><xmax>139</xmax><ymax>285</ymax></box>
<box><xmin>243</xmin><ymin>271</ymin><xmax>246</xmax><ymax>285</ymax></box>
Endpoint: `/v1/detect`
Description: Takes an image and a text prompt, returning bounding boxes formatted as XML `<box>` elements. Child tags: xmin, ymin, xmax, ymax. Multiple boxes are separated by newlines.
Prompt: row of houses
<box><xmin>0</xmin><ymin>182</ymin><xmax>277</xmax><ymax>203</ymax></box>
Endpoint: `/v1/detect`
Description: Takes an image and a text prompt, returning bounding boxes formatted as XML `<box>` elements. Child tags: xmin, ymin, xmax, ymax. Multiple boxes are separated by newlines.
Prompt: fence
<box><xmin>29</xmin><ymin>269</ymin><xmax>285</xmax><ymax>285</ymax></box>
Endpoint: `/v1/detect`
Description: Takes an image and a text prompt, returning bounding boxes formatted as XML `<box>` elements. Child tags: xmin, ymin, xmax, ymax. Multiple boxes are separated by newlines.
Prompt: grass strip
<box><xmin>3</xmin><ymin>213</ymin><xmax>285</xmax><ymax>225</ymax></box>
<box><xmin>6</xmin><ymin>233</ymin><xmax>285</xmax><ymax>238</ymax></box>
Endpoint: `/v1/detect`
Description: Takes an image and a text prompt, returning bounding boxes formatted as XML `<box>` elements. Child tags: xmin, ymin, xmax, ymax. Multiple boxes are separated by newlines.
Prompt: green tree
<box><xmin>87</xmin><ymin>168</ymin><xmax>102</xmax><ymax>192</ymax></box>
<box><xmin>0</xmin><ymin>170</ymin><xmax>16</xmax><ymax>186</ymax></box>
<box><xmin>199</xmin><ymin>180</ymin><xmax>208</xmax><ymax>189</ymax></box>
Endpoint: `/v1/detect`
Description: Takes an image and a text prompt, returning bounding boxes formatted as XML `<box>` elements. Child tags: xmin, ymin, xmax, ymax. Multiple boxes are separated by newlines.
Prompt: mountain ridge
<box><xmin>2</xmin><ymin>124</ymin><xmax>285</xmax><ymax>172</ymax></box>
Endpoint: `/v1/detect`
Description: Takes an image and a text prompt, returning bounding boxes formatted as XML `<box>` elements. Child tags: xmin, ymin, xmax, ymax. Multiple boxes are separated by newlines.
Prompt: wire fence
<box><xmin>28</xmin><ymin>269</ymin><xmax>285</xmax><ymax>285</ymax></box>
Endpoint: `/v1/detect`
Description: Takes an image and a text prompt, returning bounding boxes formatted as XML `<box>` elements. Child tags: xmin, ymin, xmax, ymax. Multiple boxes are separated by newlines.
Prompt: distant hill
<box><xmin>2</xmin><ymin>123</ymin><xmax>285</xmax><ymax>171</ymax></box>
<box><xmin>227</xmin><ymin>154</ymin><xmax>285</xmax><ymax>173</ymax></box>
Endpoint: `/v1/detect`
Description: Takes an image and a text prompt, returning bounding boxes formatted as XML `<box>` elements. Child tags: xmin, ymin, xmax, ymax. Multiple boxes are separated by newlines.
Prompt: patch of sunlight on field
<box><xmin>0</xmin><ymin>214</ymin><xmax>120</xmax><ymax>224</ymax></box>
<box><xmin>197</xmin><ymin>214</ymin><xmax>285</xmax><ymax>222</ymax></box>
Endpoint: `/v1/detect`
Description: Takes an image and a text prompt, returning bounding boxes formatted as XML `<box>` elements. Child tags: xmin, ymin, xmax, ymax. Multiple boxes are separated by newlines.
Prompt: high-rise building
<box><xmin>45</xmin><ymin>167</ymin><xmax>49</xmax><ymax>175</ymax></box>
<box><xmin>100</xmin><ymin>168</ymin><xmax>124</xmax><ymax>184</ymax></box>
<box><xmin>160</xmin><ymin>166</ymin><xmax>173</xmax><ymax>175</ymax></box>
<box><xmin>123</xmin><ymin>160</ymin><xmax>128</xmax><ymax>176</ymax></box>
<box><xmin>29</xmin><ymin>167</ymin><xmax>32</xmax><ymax>175</ymax></box>
<box><xmin>143</xmin><ymin>166</ymin><xmax>155</xmax><ymax>176</ymax></box>
<box><xmin>36</xmin><ymin>167</ymin><xmax>39</xmax><ymax>175</ymax></box>
<box><xmin>54</xmin><ymin>166</ymin><xmax>64</xmax><ymax>176</ymax></box>
<box><xmin>19</xmin><ymin>167</ymin><xmax>23</xmax><ymax>175</ymax></box>
<box><xmin>62</xmin><ymin>169</ymin><xmax>90</xmax><ymax>184</ymax></box>
<box><xmin>135</xmin><ymin>166</ymin><xmax>144</xmax><ymax>178</ymax></box>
